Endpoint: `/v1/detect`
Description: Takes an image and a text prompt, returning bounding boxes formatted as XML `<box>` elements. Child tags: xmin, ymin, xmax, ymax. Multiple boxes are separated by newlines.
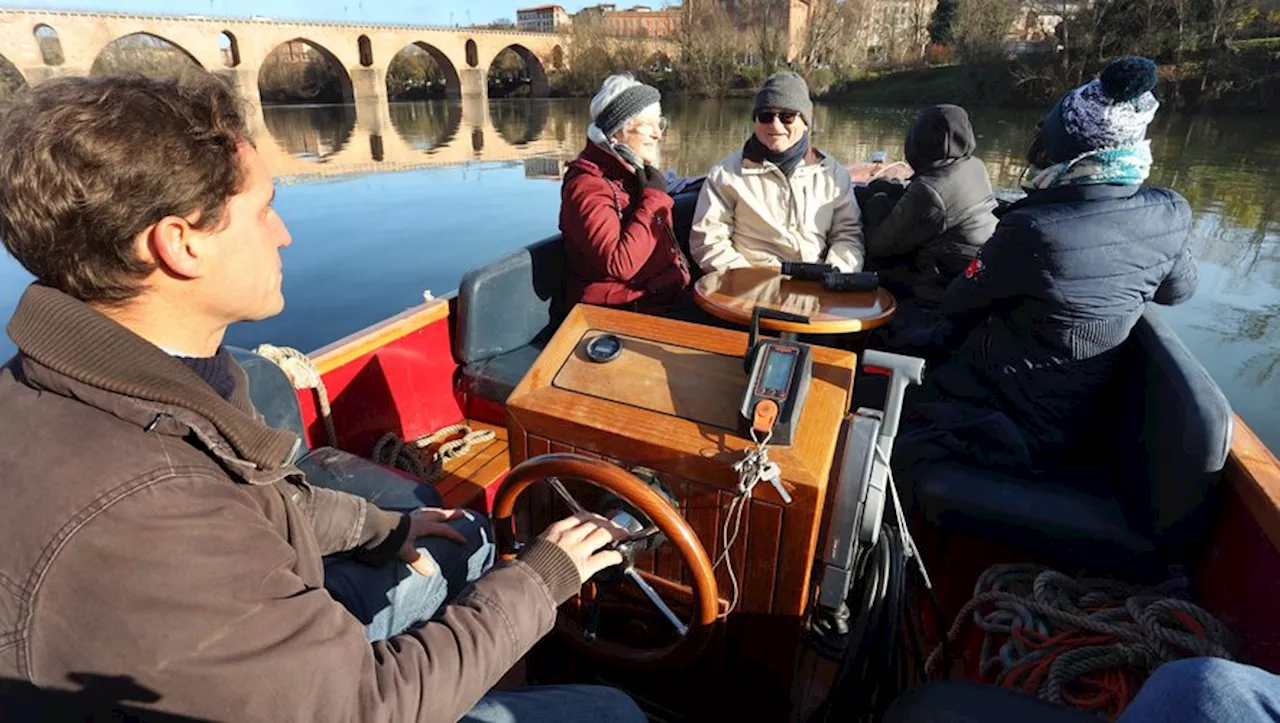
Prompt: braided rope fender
<box><xmin>253</xmin><ymin>343</ymin><xmax>337</xmax><ymax>448</ymax></box>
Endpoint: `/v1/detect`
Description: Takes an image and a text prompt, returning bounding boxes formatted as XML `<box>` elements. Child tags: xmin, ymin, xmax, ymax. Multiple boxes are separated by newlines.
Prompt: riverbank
<box><xmin>821</xmin><ymin>52</ymin><xmax>1280</xmax><ymax>113</ymax></box>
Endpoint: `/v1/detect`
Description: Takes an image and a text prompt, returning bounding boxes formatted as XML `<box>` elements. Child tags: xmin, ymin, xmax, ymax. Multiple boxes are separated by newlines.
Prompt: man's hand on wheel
<box><xmin>539</xmin><ymin>512</ymin><xmax>629</xmax><ymax>581</ymax></box>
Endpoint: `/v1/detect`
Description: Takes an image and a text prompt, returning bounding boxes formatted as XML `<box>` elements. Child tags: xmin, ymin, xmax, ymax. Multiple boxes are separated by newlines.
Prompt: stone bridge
<box><xmin>0</xmin><ymin>8</ymin><xmax>670</xmax><ymax>105</ymax></box>
<box><xmin>254</xmin><ymin>97</ymin><xmax>580</xmax><ymax>184</ymax></box>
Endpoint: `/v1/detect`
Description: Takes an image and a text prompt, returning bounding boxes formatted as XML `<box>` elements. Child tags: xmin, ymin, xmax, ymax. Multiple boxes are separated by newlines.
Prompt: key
<box><xmin>759</xmin><ymin>461</ymin><xmax>792</xmax><ymax>505</ymax></box>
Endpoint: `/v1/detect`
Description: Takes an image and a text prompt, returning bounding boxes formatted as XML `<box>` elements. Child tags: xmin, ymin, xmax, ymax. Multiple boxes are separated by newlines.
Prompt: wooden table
<box><xmin>505</xmin><ymin>304</ymin><xmax>856</xmax><ymax>719</ymax></box>
<box><xmin>693</xmin><ymin>266</ymin><xmax>897</xmax><ymax>336</ymax></box>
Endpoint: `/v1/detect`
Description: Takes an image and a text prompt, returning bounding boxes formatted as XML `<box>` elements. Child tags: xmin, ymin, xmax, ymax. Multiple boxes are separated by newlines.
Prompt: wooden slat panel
<box><xmin>526</xmin><ymin>436</ymin><xmax>553</xmax><ymax>538</ymax></box>
<box><xmin>655</xmin><ymin>476</ymin><xmax>687</xmax><ymax>583</ymax></box>
<box><xmin>744</xmin><ymin>501</ymin><xmax>784</xmax><ymax>614</ymax></box>
<box><xmin>441</xmin><ymin>440</ymin><xmax>511</xmax><ymax>510</ymax></box>
<box><xmin>508</xmin><ymin>416</ymin><xmax>528</xmax><ymax>465</ymax></box>
<box><xmin>684</xmin><ymin>480</ymin><xmax>722</xmax><ymax>591</ymax></box>
<box><xmin>433</xmin><ymin>421</ymin><xmax>507</xmax><ymax>498</ymax></box>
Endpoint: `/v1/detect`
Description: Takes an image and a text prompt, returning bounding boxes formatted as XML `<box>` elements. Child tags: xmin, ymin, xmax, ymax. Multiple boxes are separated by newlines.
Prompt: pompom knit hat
<box><xmin>1039</xmin><ymin>56</ymin><xmax>1160</xmax><ymax>164</ymax></box>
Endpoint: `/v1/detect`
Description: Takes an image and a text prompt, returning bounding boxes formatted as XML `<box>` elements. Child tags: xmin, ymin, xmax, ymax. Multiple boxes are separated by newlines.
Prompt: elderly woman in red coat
<box><xmin>559</xmin><ymin>74</ymin><xmax>691</xmax><ymax>313</ymax></box>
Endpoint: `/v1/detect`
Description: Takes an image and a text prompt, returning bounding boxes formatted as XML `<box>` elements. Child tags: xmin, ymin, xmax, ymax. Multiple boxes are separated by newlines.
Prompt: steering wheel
<box><xmin>493</xmin><ymin>453</ymin><xmax>719</xmax><ymax>668</ymax></box>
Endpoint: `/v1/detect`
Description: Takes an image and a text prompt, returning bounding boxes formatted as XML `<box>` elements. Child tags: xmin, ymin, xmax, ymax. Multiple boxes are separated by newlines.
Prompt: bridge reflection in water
<box><xmin>255</xmin><ymin>98</ymin><xmax>585</xmax><ymax>184</ymax></box>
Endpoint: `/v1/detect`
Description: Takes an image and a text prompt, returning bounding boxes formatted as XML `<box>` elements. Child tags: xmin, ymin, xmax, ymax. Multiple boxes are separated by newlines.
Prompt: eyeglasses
<box><xmin>630</xmin><ymin>117</ymin><xmax>669</xmax><ymax>134</ymax></box>
<box><xmin>754</xmin><ymin>110</ymin><xmax>798</xmax><ymax>125</ymax></box>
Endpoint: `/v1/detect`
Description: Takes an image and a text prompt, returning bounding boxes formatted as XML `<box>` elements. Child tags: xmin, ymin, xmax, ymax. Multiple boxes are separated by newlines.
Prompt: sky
<box><xmin>14</xmin><ymin>0</ymin><xmax>607</xmax><ymax>26</ymax></box>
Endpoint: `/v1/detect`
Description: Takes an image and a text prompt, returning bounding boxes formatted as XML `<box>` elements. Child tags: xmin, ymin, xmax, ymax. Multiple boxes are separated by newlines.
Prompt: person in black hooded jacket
<box><xmin>895</xmin><ymin>56</ymin><xmax>1199</xmax><ymax>475</ymax></box>
<box><xmin>867</xmin><ymin>104</ymin><xmax>999</xmax><ymax>307</ymax></box>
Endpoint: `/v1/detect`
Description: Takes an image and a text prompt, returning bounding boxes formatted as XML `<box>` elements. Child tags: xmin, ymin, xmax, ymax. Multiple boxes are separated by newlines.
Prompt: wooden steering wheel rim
<box><xmin>493</xmin><ymin>453</ymin><xmax>719</xmax><ymax>668</ymax></box>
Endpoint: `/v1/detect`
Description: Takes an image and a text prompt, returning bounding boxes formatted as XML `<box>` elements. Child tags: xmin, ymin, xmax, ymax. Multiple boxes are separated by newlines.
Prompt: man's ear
<box><xmin>144</xmin><ymin>215</ymin><xmax>206</xmax><ymax>281</ymax></box>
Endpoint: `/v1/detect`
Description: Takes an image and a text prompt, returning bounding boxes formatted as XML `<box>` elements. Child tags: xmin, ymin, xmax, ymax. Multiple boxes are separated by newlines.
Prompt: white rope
<box><xmin>253</xmin><ymin>343</ymin><xmax>337</xmax><ymax>448</ymax></box>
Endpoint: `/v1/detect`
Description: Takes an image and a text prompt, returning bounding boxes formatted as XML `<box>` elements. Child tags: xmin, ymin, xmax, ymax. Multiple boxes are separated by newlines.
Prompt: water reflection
<box><xmin>388</xmin><ymin>101</ymin><xmax>462</xmax><ymax>153</ymax></box>
<box><xmin>261</xmin><ymin>104</ymin><xmax>356</xmax><ymax>162</ymax></box>
<box><xmin>490</xmin><ymin>99</ymin><xmax>551</xmax><ymax>147</ymax></box>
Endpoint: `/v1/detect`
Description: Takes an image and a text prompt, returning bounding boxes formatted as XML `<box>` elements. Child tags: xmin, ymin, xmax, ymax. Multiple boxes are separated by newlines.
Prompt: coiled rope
<box><xmin>371</xmin><ymin>423</ymin><xmax>495</xmax><ymax>483</ymax></box>
<box><xmin>253</xmin><ymin>343</ymin><xmax>337</xmax><ymax>448</ymax></box>
<box><xmin>925</xmin><ymin>563</ymin><xmax>1235</xmax><ymax>719</ymax></box>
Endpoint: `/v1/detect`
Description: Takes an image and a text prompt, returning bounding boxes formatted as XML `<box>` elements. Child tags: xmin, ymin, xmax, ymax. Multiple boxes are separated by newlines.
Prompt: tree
<box><xmin>386</xmin><ymin>45</ymin><xmax>448</xmax><ymax>100</ymax></box>
<box><xmin>672</xmin><ymin>3</ymin><xmax>746</xmax><ymax>95</ymax></box>
<box><xmin>929</xmin><ymin>0</ymin><xmax>959</xmax><ymax>45</ymax></box>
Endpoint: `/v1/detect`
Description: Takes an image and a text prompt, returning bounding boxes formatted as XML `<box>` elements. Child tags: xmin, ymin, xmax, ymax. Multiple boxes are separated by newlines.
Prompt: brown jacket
<box><xmin>0</xmin><ymin>285</ymin><xmax>580</xmax><ymax>722</ymax></box>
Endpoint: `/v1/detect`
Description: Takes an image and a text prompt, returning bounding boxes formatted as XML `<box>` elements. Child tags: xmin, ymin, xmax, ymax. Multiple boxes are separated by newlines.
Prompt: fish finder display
<box><xmin>758</xmin><ymin>347</ymin><xmax>798</xmax><ymax>398</ymax></box>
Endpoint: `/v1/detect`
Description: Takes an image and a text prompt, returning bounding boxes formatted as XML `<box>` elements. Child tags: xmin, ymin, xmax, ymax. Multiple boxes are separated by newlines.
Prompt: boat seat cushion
<box><xmin>454</xmin><ymin>235</ymin><xmax>565</xmax><ymax>366</ymax></box>
<box><xmin>459</xmin><ymin>337</ymin><xmax>548</xmax><ymax>404</ymax></box>
<box><xmin>670</xmin><ymin>187</ymin><xmax>703</xmax><ymax>280</ymax></box>
<box><xmin>229</xmin><ymin>346</ymin><xmax>442</xmax><ymax>509</ymax></box>
<box><xmin>228</xmin><ymin>346</ymin><xmax>308</xmax><ymax>462</ymax></box>
<box><xmin>296</xmin><ymin>446</ymin><xmax>442</xmax><ymax>510</ymax></box>
<box><xmin>1115</xmin><ymin>309</ymin><xmax>1233</xmax><ymax>554</ymax></box>
<box><xmin>884</xmin><ymin>680</ymin><xmax>1097</xmax><ymax>723</ymax></box>
<box><xmin>906</xmin><ymin>309</ymin><xmax>1231</xmax><ymax>570</ymax></box>
<box><xmin>909</xmin><ymin>462</ymin><xmax>1157</xmax><ymax>571</ymax></box>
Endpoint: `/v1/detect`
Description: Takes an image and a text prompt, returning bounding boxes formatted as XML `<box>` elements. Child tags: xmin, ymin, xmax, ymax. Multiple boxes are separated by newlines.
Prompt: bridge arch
<box><xmin>386</xmin><ymin>42</ymin><xmax>462</xmax><ymax>100</ymax></box>
<box><xmin>487</xmin><ymin>44</ymin><xmax>548</xmax><ymax>98</ymax></box>
<box><xmin>33</xmin><ymin>24</ymin><xmax>64</xmax><ymax>66</ymax></box>
<box><xmin>91</xmin><ymin>33</ymin><xmax>206</xmax><ymax>82</ymax></box>
<box><xmin>220</xmin><ymin>31</ymin><xmax>240</xmax><ymax>68</ymax></box>
<box><xmin>259</xmin><ymin>38</ymin><xmax>354</xmax><ymax>105</ymax></box>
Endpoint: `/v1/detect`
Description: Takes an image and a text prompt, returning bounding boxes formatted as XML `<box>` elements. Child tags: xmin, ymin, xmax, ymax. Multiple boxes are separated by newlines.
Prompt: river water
<box><xmin>1</xmin><ymin>98</ymin><xmax>1276</xmax><ymax>449</ymax></box>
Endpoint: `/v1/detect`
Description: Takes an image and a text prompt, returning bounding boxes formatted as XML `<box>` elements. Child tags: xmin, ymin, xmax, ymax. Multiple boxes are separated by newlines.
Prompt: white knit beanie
<box><xmin>587</xmin><ymin>74</ymin><xmax>661</xmax><ymax>147</ymax></box>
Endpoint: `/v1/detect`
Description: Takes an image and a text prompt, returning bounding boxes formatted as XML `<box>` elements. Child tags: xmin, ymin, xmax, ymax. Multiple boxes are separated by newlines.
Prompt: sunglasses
<box><xmin>754</xmin><ymin>110</ymin><xmax>799</xmax><ymax>125</ymax></box>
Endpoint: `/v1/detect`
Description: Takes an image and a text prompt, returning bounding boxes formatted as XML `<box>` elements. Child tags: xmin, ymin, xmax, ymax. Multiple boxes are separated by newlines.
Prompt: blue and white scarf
<box><xmin>1023</xmin><ymin>140</ymin><xmax>1153</xmax><ymax>191</ymax></box>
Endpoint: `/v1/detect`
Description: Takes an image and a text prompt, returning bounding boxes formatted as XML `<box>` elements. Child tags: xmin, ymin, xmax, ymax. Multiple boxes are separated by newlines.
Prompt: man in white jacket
<box><xmin>689</xmin><ymin>72</ymin><xmax>865</xmax><ymax>274</ymax></box>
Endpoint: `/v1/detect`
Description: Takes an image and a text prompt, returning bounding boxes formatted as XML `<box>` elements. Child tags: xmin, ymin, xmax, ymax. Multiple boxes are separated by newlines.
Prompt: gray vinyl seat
<box><xmin>228</xmin><ymin>347</ymin><xmax>442</xmax><ymax>510</ymax></box>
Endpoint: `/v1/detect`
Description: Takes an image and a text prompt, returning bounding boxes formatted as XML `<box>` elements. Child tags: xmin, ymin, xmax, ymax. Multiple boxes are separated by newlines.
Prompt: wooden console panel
<box><xmin>506</xmin><ymin>305</ymin><xmax>855</xmax><ymax>717</ymax></box>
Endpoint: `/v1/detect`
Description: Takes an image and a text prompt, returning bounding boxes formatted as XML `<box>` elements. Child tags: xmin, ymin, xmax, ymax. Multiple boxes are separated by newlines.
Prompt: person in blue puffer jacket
<box><xmin>896</xmin><ymin>56</ymin><xmax>1199</xmax><ymax>473</ymax></box>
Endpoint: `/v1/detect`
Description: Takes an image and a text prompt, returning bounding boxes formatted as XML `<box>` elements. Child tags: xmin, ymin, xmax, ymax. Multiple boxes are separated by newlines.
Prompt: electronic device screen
<box><xmin>586</xmin><ymin>334</ymin><xmax>622</xmax><ymax>362</ymax></box>
<box><xmin>759</xmin><ymin>347</ymin><xmax>797</xmax><ymax>397</ymax></box>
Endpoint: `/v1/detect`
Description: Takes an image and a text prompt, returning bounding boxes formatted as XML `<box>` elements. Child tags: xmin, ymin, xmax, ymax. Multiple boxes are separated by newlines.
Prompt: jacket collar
<box><xmin>7</xmin><ymin>284</ymin><xmax>300</xmax><ymax>472</ymax></box>
<box><xmin>572</xmin><ymin>142</ymin><xmax>637</xmax><ymax>184</ymax></box>
<box><xmin>740</xmin><ymin>145</ymin><xmax>826</xmax><ymax>175</ymax></box>
<box><xmin>1011</xmin><ymin>183</ymin><xmax>1142</xmax><ymax>211</ymax></box>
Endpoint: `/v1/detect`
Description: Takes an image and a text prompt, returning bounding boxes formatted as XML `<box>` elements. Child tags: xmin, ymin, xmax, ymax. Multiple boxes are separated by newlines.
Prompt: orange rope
<box><xmin>1001</xmin><ymin>627</ymin><xmax>1139</xmax><ymax>720</ymax></box>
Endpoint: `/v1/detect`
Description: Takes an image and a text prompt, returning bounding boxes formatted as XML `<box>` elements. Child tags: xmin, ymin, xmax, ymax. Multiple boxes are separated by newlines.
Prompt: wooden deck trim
<box><xmin>310</xmin><ymin>296</ymin><xmax>454</xmax><ymax>374</ymax></box>
<box><xmin>434</xmin><ymin>420</ymin><xmax>510</xmax><ymax>504</ymax></box>
<box><xmin>1228</xmin><ymin>413</ymin><xmax>1280</xmax><ymax>551</ymax></box>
